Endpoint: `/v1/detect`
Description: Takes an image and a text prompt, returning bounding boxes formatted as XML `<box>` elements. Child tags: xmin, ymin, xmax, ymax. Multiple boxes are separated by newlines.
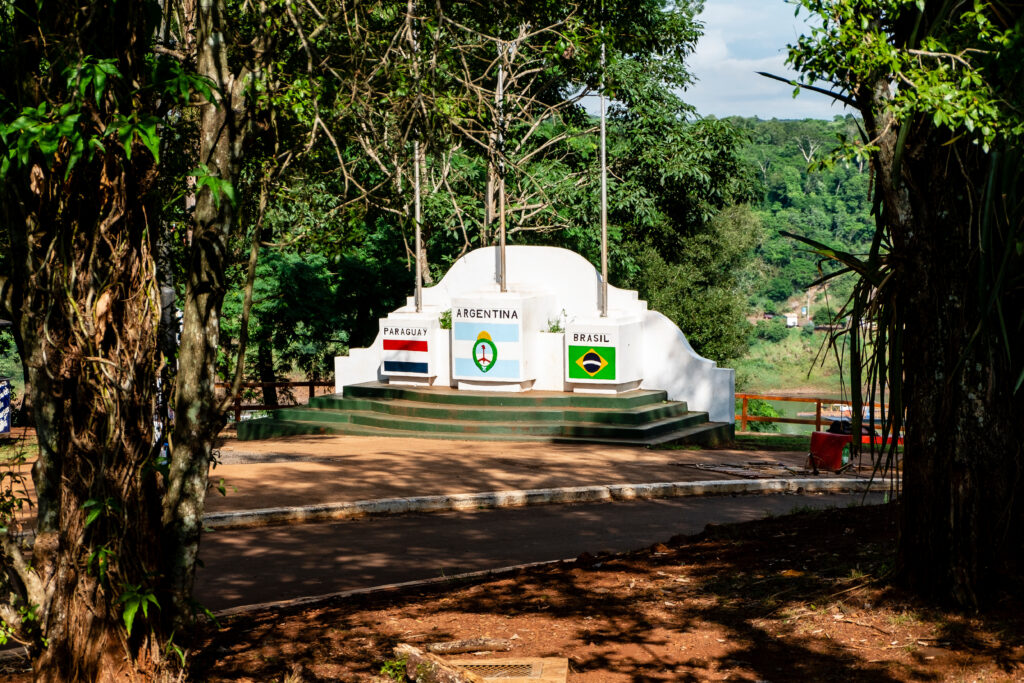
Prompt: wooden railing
<box><xmin>735</xmin><ymin>393</ymin><xmax>889</xmax><ymax>433</ymax></box>
<box><xmin>215</xmin><ymin>380</ymin><xmax>335</xmax><ymax>422</ymax></box>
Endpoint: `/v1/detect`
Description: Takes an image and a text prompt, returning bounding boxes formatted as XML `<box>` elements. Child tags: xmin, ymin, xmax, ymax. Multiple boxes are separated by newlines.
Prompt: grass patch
<box><xmin>0</xmin><ymin>434</ymin><xmax>36</xmax><ymax>464</ymax></box>
<box><xmin>657</xmin><ymin>431</ymin><xmax>810</xmax><ymax>452</ymax></box>
<box><xmin>734</xmin><ymin>328</ymin><xmax>849</xmax><ymax>395</ymax></box>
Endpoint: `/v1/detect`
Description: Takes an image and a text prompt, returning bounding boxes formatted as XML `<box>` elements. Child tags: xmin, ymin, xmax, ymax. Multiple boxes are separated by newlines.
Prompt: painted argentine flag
<box><xmin>452</xmin><ymin>321</ymin><xmax>522</xmax><ymax>380</ymax></box>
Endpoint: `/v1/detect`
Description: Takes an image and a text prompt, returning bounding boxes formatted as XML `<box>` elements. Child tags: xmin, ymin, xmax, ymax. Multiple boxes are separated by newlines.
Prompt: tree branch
<box><xmin>0</xmin><ymin>276</ymin><xmax>12</xmax><ymax>320</ymax></box>
<box><xmin>757</xmin><ymin>71</ymin><xmax>858</xmax><ymax>108</ymax></box>
<box><xmin>1</xmin><ymin>534</ymin><xmax>44</xmax><ymax>609</ymax></box>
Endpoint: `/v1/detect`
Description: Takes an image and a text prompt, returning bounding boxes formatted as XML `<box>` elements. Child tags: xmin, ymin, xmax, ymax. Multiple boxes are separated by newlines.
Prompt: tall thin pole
<box><xmin>599</xmin><ymin>41</ymin><xmax>608</xmax><ymax>317</ymax></box>
<box><xmin>414</xmin><ymin>140</ymin><xmax>422</xmax><ymax>312</ymax></box>
<box><xmin>497</xmin><ymin>45</ymin><xmax>507</xmax><ymax>293</ymax></box>
<box><xmin>410</xmin><ymin>0</ymin><xmax>423</xmax><ymax>312</ymax></box>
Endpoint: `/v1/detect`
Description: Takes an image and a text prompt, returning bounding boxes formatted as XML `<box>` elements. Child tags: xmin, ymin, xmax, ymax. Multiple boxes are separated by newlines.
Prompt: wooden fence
<box><xmin>215</xmin><ymin>380</ymin><xmax>335</xmax><ymax>422</ymax></box>
<box><xmin>735</xmin><ymin>393</ymin><xmax>890</xmax><ymax>433</ymax></box>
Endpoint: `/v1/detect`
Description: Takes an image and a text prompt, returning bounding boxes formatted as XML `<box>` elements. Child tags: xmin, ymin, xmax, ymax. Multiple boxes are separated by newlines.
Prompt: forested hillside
<box><xmin>731</xmin><ymin>115</ymin><xmax>870</xmax><ymax>317</ymax></box>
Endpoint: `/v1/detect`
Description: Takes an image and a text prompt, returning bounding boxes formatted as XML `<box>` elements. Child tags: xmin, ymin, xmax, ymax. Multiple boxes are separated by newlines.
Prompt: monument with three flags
<box><xmin>238</xmin><ymin>28</ymin><xmax>735</xmax><ymax>446</ymax></box>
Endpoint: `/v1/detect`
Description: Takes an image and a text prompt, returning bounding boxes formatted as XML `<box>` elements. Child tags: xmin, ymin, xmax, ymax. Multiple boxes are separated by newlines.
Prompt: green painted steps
<box><xmin>288</xmin><ymin>396</ymin><xmax>692</xmax><ymax>425</ymax></box>
<box><xmin>236</xmin><ymin>381</ymin><xmax>734</xmax><ymax>446</ymax></box>
<box><xmin>257</xmin><ymin>408</ymin><xmax>707</xmax><ymax>439</ymax></box>
<box><xmin>236</xmin><ymin>416</ymin><xmax>734</xmax><ymax>448</ymax></box>
<box><xmin>337</xmin><ymin>383</ymin><xmax>669</xmax><ymax>409</ymax></box>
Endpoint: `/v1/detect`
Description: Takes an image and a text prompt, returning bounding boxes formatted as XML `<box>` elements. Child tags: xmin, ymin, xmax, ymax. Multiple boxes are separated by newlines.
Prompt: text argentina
<box><xmin>455</xmin><ymin>308</ymin><xmax>519</xmax><ymax>320</ymax></box>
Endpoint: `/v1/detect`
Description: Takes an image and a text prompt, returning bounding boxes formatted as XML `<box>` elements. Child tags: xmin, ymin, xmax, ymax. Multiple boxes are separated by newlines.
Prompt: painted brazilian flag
<box><xmin>568</xmin><ymin>346</ymin><xmax>616</xmax><ymax>380</ymax></box>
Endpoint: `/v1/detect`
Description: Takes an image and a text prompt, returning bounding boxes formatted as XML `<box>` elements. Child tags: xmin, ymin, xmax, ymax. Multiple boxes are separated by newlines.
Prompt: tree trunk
<box><xmin>873</xmin><ymin>108</ymin><xmax>1024</xmax><ymax>605</ymax></box>
<box><xmin>5</xmin><ymin>143</ymin><xmax>169</xmax><ymax>683</ymax></box>
<box><xmin>161</xmin><ymin>0</ymin><xmax>248</xmax><ymax>627</ymax></box>
<box><xmin>257</xmin><ymin>340</ymin><xmax>278</xmax><ymax>407</ymax></box>
<box><xmin>0</xmin><ymin>1</ymin><xmax>180</xmax><ymax>678</ymax></box>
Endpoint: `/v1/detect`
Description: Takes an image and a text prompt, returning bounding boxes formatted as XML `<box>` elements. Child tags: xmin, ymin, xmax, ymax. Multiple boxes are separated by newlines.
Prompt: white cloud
<box><xmin>682</xmin><ymin>0</ymin><xmax>847</xmax><ymax>120</ymax></box>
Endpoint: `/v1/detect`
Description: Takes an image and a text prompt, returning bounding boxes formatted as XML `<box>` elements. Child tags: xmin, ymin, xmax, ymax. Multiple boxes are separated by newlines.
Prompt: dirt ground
<box><xmin>1</xmin><ymin>503</ymin><xmax>1020</xmax><ymax>681</ymax></box>
<box><xmin>174</xmin><ymin>504</ymin><xmax>1022</xmax><ymax>682</ymax></box>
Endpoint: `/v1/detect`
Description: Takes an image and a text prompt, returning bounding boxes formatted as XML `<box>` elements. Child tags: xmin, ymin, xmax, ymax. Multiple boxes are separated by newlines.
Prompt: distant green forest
<box><xmin>730</xmin><ymin>115</ymin><xmax>870</xmax><ymax>317</ymax></box>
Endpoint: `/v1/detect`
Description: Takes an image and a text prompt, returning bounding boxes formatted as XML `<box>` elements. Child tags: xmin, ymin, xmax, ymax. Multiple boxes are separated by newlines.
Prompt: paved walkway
<box><xmin>197</xmin><ymin>433</ymin><xmax>885</xmax><ymax>611</ymax></box>
<box><xmin>207</xmin><ymin>432</ymin><xmax>861</xmax><ymax>514</ymax></box>
<box><xmin>197</xmin><ymin>491</ymin><xmax>886</xmax><ymax>611</ymax></box>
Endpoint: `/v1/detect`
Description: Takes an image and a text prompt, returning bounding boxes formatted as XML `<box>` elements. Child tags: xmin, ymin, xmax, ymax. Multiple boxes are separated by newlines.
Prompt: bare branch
<box><xmin>758</xmin><ymin>71</ymin><xmax>857</xmax><ymax>108</ymax></box>
<box><xmin>1</xmin><ymin>534</ymin><xmax>44</xmax><ymax>608</ymax></box>
<box><xmin>152</xmin><ymin>44</ymin><xmax>188</xmax><ymax>61</ymax></box>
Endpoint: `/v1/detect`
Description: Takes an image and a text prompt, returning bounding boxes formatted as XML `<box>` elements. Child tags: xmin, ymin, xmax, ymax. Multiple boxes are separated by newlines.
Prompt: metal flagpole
<box><xmin>497</xmin><ymin>43</ymin><xmax>507</xmax><ymax>293</ymax></box>
<box><xmin>600</xmin><ymin>41</ymin><xmax>608</xmax><ymax>317</ymax></box>
<box><xmin>410</xmin><ymin>1</ymin><xmax>423</xmax><ymax>312</ymax></box>
<box><xmin>414</xmin><ymin>139</ymin><xmax>422</xmax><ymax>312</ymax></box>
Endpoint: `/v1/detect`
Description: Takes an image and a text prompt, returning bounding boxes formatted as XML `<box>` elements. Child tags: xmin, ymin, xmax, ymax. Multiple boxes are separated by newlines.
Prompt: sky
<box><xmin>682</xmin><ymin>0</ymin><xmax>846</xmax><ymax>120</ymax></box>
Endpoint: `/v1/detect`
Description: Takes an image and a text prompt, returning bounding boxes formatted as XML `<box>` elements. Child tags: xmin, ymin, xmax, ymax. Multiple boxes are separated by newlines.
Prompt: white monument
<box><xmin>334</xmin><ymin>245</ymin><xmax>735</xmax><ymax>424</ymax></box>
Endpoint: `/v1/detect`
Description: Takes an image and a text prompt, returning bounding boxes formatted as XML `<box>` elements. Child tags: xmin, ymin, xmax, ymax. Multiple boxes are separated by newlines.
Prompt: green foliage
<box><xmin>117</xmin><ymin>584</ymin><xmax>159</xmax><ymax>636</ymax></box>
<box><xmin>811</xmin><ymin>305</ymin><xmax>836</xmax><ymax>326</ymax></box>
<box><xmin>592</xmin><ymin>70</ymin><xmax>762</xmax><ymax>364</ymax></box>
<box><xmin>81</xmin><ymin>497</ymin><xmax>121</xmax><ymax>528</ymax></box>
<box><xmin>0</xmin><ymin>455</ymin><xmax>28</xmax><ymax>531</ymax></box>
<box><xmin>0</xmin><ymin>48</ymin><xmax>208</xmax><ymax>179</ymax></box>
<box><xmin>738</xmin><ymin>398</ymin><xmax>781</xmax><ymax>433</ymax></box>
<box><xmin>191</xmin><ymin>164</ymin><xmax>237</xmax><ymax>209</ymax></box>
<box><xmin>754</xmin><ymin>318</ymin><xmax>789</xmax><ymax>343</ymax></box>
<box><xmin>735</xmin><ymin>328</ymin><xmax>849</xmax><ymax>396</ymax></box>
<box><xmin>0</xmin><ymin>328</ymin><xmax>18</xmax><ymax>381</ymax></box>
<box><xmin>786</xmin><ymin>1</ymin><xmax>1024</xmax><ymax>406</ymax></box>
<box><xmin>221</xmin><ymin>250</ymin><xmax>347</xmax><ymax>380</ymax></box>
<box><xmin>546</xmin><ymin>311</ymin><xmax>566</xmax><ymax>334</ymax></box>
<box><xmin>379</xmin><ymin>658</ymin><xmax>407</xmax><ymax>681</ymax></box>
<box><xmin>220</xmin><ymin>223</ymin><xmax>413</xmax><ymax>381</ymax></box>
<box><xmin>0</xmin><ymin>602</ymin><xmax>38</xmax><ymax>647</ymax></box>
<box><xmin>439</xmin><ymin>309</ymin><xmax>452</xmax><ymax>330</ymax></box>
<box><xmin>790</xmin><ymin>0</ymin><xmax>1024</xmax><ymax>153</ymax></box>
<box><xmin>733</xmin><ymin>432</ymin><xmax>811</xmax><ymax>451</ymax></box>
<box><xmin>726</xmin><ymin>116</ymin><xmax>874</xmax><ymax>311</ymax></box>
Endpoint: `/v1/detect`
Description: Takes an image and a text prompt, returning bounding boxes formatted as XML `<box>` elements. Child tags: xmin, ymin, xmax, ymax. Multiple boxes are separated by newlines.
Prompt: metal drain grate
<box><xmin>448</xmin><ymin>657</ymin><xmax>568</xmax><ymax>682</ymax></box>
<box><xmin>458</xmin><ymin>662</ymin><xmax>540</xmax><ymax>678</ymax></box>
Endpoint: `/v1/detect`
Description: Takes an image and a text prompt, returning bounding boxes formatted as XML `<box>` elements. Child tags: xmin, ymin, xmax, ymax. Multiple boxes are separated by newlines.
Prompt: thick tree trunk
<box><xmin>0</xmin><ymin>2</ymin><xmax>179</xmax><ymax>676</ymax></box>
<box><xmin>872</xmin><ymin>108</ymin><xmax>1024</xmax><ymax>605</ymax></box>
<box><xmin>4</xmin><ymin>149</ymin><xmax>169</xmax><ymax>681</ymax></box>
<box><xmin>893</xmin><ymin>190</ymin><xmax>1024</xmax><ymax>604</ymax></box>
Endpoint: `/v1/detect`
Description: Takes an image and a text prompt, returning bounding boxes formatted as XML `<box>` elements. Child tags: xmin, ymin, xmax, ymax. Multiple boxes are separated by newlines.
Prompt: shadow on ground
<box><xmin>189</xmin><ymin>503</ymin><xmax>1024</xmax><ymax>682</ymax></box>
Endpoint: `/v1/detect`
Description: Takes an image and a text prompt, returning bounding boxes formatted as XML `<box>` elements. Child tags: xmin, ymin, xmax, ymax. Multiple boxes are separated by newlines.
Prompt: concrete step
<box><xmin>339</xmin><ymin>409</ymin><xmax>710</xmax><ymax>439</ymax></box>
<box><xmin>333</xmin><ymin>382</ymin><xmax>670</xmax><ymax>409</ymax></box>
<box><xmin>236</xmin><ymin>381</ymin><xmax>731</xmax><ymax>447</ymax></box>
<box><xmin>288</xmin><ymin>396</ymin><xmax>691</xmax><ymax>425</ymax></box>
<box><xmin>235</xmin><ymin>415</ymin><xmax>732</xmax><ymax>448</ymax></box>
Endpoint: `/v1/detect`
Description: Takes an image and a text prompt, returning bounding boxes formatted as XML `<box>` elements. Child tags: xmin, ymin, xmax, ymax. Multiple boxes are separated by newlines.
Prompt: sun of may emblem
<box><xmin>472</xmin><ymin>331</ymin><xmax>498</xmax><ymax>372</ymax></box>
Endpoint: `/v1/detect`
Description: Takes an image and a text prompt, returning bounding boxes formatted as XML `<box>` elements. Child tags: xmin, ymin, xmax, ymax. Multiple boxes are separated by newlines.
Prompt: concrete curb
<box><xmin>203</xmin><ymin>477</ymin><xmax>892</xmax><ymax>530</ymax></box>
